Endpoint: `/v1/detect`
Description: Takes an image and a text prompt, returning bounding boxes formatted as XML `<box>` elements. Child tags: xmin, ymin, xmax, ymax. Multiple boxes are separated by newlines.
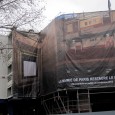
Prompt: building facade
<box><xmin>41</xmin><ymin>10</ymin><xmax>115</xmax><ymax>114</ymax></box>
<box><xmin>0</xmin><ymin>30</ymin><xmax>42</xmax><ymax>115</ymax></box>
<box><xmin>1</xmin><ymin>10</ymin><xmax>115</xmax><ymax>115</ymax></box>
<box><xmin>0</xmin><ymin>35</ymin><xmax>8</xmax><ymax>115</ymax></box>
<box><xmin>0</xmin><ymin>35</ymin><xmax>8</xmax><ymax>99</ymax></box>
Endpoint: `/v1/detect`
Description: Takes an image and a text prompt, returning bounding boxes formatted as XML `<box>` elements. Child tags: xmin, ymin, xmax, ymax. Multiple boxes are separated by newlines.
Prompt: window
<box><xmin>7</xmin><ymin>75</ymin><xmax>12</xmax><ymax>82</ymax></box>
<box><xmin>89</xmin><ymin>21</ymin><xmax>92</xmax><ymax>25</ymax></box>
<box><xmin>66</xmin><ymin>23</ymin><xmax>73</xmax><ymax>33</ymax></box>
<box><xmin>8</xmin><ymin>64</ymin><xmax>12</xmax><ymax>74</ymax></box>
<box><xmin>85</xmin><ymin>22</ymin><xmax>88</xmax><ymax>25</ymax></box>
<box><xmin>7</xmin><ymin>87</ymin><xmax>12</xmax><ymax>97</ymax></box>
<box><xmin>90</xmin><ymin>38</ymin><xmax>96</xmax><ymax>41</ymax></box>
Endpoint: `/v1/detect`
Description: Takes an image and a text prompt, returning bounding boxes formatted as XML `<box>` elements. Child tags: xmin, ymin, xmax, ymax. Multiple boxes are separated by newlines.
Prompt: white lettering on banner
<box><xmin>90</xmin><ymin>76</ymin><xmax>108</xmax><ymax>81</ymax></box>
<box><xmin>79</xmin><ymin>78</ymin><xmax>89</xmax><ymax>81</ymax></box>
<box><xmin>58</xmin><ymin>76</ymin><xmax>115</xmax><ymax>85</ymax></box>
<box><xmin>71</xmin><ymin>80</ymin><xmax>113</xmax><ymax>86</ymax></box>
<box><xmin>109</xmin><ymin>76</ymin><xmax>114</xmax><ymax>79</ymax></box>
<box><xmin>73</xmin><ymin>78</ymin><xmax>78</xmax><ymax>82</ymax></box>
<box><xmin>58</xmin><ymin>78</ymin><xmax>72</xmax><ymax>83</ymax></box>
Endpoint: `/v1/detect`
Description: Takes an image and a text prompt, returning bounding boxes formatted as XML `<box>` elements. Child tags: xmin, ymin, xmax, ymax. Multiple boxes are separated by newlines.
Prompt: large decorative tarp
<box><xmin>12</xmin><ymin>30</ymin><xmax>41</xmax><ymax>98</ymax></box>
<box><xmin>42</xmin><ymin>11</ymin><xmax>115</xmax><ymax>95</ymax></box>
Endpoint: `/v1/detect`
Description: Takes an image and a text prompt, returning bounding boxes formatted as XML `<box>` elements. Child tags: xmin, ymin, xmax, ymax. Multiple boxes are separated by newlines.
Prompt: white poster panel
<box><xmin>23</xmin><ymin>61</ymin><xmax>36</xmax><ymax>77</ymax></box>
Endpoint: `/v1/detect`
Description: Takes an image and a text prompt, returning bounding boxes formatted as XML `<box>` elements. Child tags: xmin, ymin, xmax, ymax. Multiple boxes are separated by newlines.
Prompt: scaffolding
<box><xmin>41</xmin><ymin>89</ymin><xmax>92</xmax><ymax>114</ymax></box>
<box><xmin>41</xmin><ymin>87</ymin><xmax>115</xmax><ymax>114</ymax></box>
<box><xmin>40</xmin><ymin>11</ymin><xmax>115</xmax><ymax>114</ymax></box>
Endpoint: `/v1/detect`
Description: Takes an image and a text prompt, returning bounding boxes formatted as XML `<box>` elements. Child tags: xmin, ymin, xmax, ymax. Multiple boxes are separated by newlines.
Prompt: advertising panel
<box><xmin>56</xmin><ymin>15</ymin><xmax>115</xmax><ymax>90</ymax></box>
<box><xmin>42</xmin><ymin>11</ymin><xmax>115</xmax><ymax>95</ymax></box>
<box><xmin>12</xmin><ymin>31</ymin><xmax>41</xmax><ymax>98</ymax></box>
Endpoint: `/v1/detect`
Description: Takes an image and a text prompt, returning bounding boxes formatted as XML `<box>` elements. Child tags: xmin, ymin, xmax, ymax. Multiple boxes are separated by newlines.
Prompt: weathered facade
<box><xmin>12</xmin><ymin>30</ymin><xmax>41</xmax><ymax>98</ymax></box>
<box><xmin>1</xmin><ymin>10</ymin><xmax>115</xmax><ymax>115</ymax></box>
<box><xmin>41</xmin><ymin>10</ymin><xmax>115</xmax><ymax>95</ymax></box>
<box><xmin>0</xmin><ymin>30</ymin><xmax>42</xmax><ymax>115</ymax></box>
<box><xmin>41</xmin><ymin>10</ymin><xmax>115</xmax><ymax>114</ymax></box>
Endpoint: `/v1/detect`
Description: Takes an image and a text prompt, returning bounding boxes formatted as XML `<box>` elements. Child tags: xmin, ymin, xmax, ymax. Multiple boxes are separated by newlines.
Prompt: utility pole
<box><xmin>108</xmin><ymin>0</ymin><xmax>111</xmax><ymax>17</ymax></box>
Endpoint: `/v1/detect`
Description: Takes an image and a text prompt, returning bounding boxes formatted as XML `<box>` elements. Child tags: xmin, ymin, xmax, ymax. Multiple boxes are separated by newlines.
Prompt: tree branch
<box><xmin>0</xmin><ymin>0</ymin><xmax>18</xmax><ymax>9</ymax></box>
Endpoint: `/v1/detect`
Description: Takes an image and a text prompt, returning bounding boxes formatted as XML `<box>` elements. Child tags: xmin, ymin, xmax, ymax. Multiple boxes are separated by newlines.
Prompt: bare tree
<box><xmin>0</xmin><ymin>0</ymin><xmax>45</xmax><ymax>34</ymax></box>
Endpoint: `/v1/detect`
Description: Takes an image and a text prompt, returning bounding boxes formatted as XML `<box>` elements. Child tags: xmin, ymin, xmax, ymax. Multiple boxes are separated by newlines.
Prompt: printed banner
<box><xmin>13</xmin><ymin>31</ymin><xmax>41</xmax><ymax>98</ymax></box>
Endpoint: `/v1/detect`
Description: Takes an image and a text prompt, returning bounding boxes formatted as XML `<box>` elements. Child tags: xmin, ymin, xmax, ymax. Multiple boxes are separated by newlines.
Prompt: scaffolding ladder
<box><xmin>77</xmin><ymin>89</ymin><xmax>92</xmax><ymax>113</ymax></box>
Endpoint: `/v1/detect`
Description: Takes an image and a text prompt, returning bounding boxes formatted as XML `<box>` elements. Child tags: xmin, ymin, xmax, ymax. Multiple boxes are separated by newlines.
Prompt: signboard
<box><xmin>57</xmin><ymin>34</ymin><xmax>115</xmax><ymax>89</ymax></box>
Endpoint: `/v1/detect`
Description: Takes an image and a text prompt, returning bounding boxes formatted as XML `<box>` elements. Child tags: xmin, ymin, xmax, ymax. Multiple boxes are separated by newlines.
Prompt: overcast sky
<box><xmin>42</xmin><ymin>0</ymin><xmax>115</xmax><ymax>28</ymax></box>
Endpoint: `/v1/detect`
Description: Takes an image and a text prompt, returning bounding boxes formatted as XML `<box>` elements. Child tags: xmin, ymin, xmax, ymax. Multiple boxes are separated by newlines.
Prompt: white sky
<box><xmin>42</xmin><ymin>0</ymin><xmax>115</xmax><ymax>28</ymax></box>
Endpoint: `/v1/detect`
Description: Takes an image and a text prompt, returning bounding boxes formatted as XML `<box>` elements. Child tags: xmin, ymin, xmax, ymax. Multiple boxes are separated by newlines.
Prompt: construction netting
<box><xmin>12</xmin><ymin>30</ymin><xmax>41</xmax><ymax>98</ymax></box>
<box><xmin>41</xmin><ymin>11</ymin><xmax>115</xmax><ymax>95</ymax></box>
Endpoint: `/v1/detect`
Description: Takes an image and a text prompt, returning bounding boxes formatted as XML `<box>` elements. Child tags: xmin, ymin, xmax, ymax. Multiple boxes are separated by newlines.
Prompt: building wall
<box><xmin>41</xmin><ymin>19</ymin><xmax>58</xmax><ymax>95</ymax></box>
<box><xmin>41</xmin><ymin>10</ymin><xmax>115</xmax><ymax>97</ymax></box>
<box><xmin>65</xmin><ymin>19</ymin><xmax>79</xmax><ymax>39</ymax></box>
<box><xmin>0</xmin><ymin>35</ymin><xmax>8</xmax><ymax>99</ymax></box>
<box><xmin>80</xmin><ymin>16</ymin><xmax>103</xmax><ymax>29</ymax></box>
<box><xmin>12</xmin><ymin>30</ymin><xmax>41</xmax><ymax>98</ymax></box>
<box><xmin>0</xmin><ymin>78</ymin><xmax>7</xmax><ymax>99</ymax></box>
<box><xmin>111</xmin><ymin>11</ymin><xmax>115</xmax><ymax>22</ymax></box>
<box><xmin>0</xmin><ymin>32</ymin><xmax>41</xmax><ymax>99</ymax></box>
